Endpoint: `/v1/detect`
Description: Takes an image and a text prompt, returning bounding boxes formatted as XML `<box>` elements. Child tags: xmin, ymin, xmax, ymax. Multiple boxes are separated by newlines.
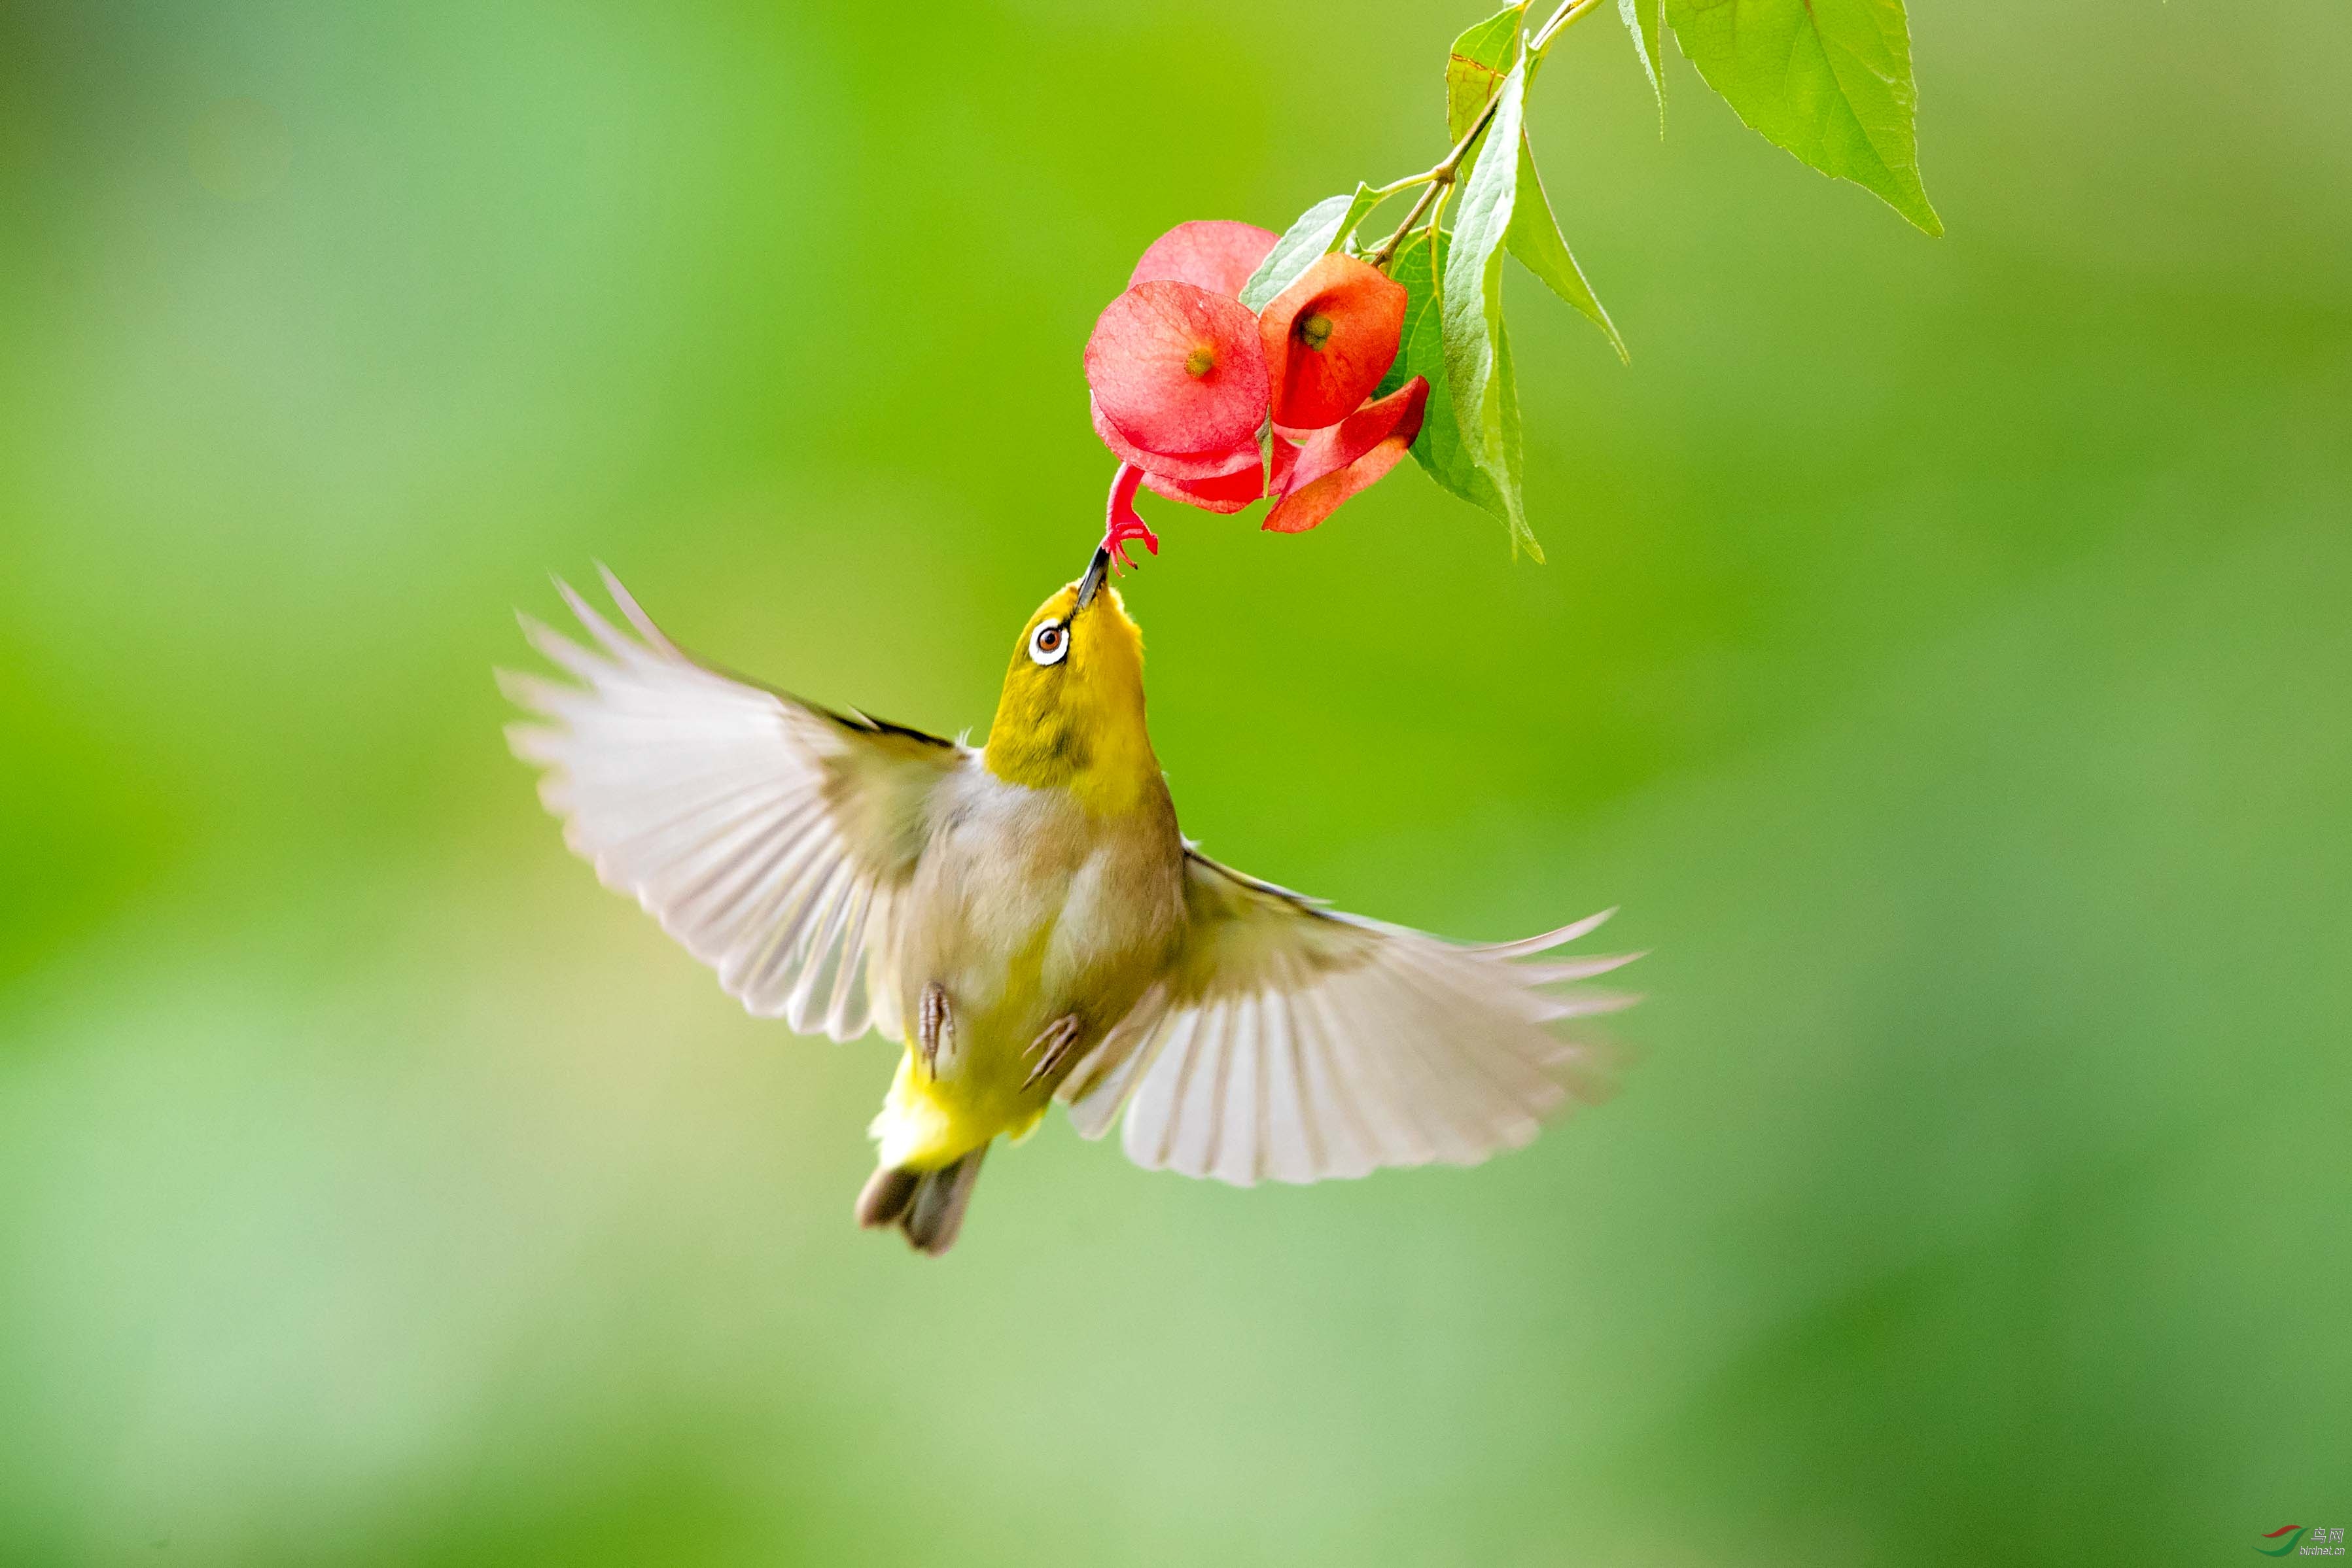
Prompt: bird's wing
<box><xmin>500</xmin><ymin>567</ymin><xmax>965</xmax><ymax>1043</ymax></box>
<box><xmin>1057</xmin><ymin>849</ymin><xmax>1637</xmax><ymax>1185</ymax></box>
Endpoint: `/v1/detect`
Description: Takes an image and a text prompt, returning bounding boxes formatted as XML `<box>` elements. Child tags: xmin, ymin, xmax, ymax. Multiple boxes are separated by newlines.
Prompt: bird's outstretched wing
<box><xmin>501</xmin><ymin>567</ymin><xmax>964</xmax><ymax>1043</ymax></box>
<box><xmin>1058</xmin><ymin>850</ymin><xmax>1637</xmax><ymax>1185</ymax></box>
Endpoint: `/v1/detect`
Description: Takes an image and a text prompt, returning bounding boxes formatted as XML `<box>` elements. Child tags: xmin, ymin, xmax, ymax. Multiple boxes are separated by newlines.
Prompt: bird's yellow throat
<box><xmin>981</xmin><ymin>580</ymin><xmax>1161</xmax><ymax>816</ymax></box>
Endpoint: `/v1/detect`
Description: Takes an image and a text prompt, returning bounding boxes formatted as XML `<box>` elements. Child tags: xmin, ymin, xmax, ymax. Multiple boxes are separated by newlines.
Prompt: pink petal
<box><xmin>1085</xmin><ymin>281</ymin><xmax>1269</xmax><ymax>458</ymax></box>
<box><xmin>1142</xmin><ymin>462</ymin><xmax>1266</xmax><ymax>514</ymax></box>
<box><xmin>1263</xmin><ymin>377</ymin><xmax>1427</xmax><ymax>533</ymax></box>
<box><xmin>1092</xmin><ymin>399</ymin><xmax>1263</xmax><ymax>482</ymax></box>
<box><xmin>1129</xmin><ymin>220</ymin><xmax>1280</xmax><ymax>300</ymax></box>
<box><xmin>1280</xmin><ymin>377</ymin><xmax>1428</xmax><ymax>494</ymax></box>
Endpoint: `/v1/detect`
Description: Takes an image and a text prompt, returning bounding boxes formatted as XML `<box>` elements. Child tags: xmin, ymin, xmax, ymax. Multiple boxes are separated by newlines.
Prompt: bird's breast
<box><xmin>896</xmin><ymin>770</ymin><xmax>1182</xmax><ymax>1083</ymax></box>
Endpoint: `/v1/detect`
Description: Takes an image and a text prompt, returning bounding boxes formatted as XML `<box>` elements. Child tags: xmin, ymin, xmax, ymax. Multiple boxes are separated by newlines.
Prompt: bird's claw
<box><xmin>1101</xmin><ymin>462</ymin><xmax>1160</xmax><ymax>576</ymax></box>
<box><xmin>1023</xmin><ymin>1014</ymin><xmax>1084</xmax><ymax>1090</ymax></box>
<box><xmin>919</xmin><ymin>982</ymin><xmax>950</xmax><ymax>1079</ymax></box>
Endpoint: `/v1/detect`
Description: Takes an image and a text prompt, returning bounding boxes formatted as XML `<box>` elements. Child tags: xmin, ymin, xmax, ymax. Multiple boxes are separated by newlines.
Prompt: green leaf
<box><xmin>1324</xmin><ymin>181</ymin><xmax>1384</xmax><ymax>256</ymax></box>
<box><xmin>1383</xmin><ymin>230</ymin><xmax>1540</xmax><ymax>558</ymax></box>
<box><xmin>1505</xmin><ymin>131</ymin><xmax>1627</xmax><ymax>364</ymax></box>
<box><xmin>1489</xmin><ymin>312</ymin><xmax>1536</xmax><ymax>561</ymax></box>
<box><xmin>1412</xmin><ymin>300</ymin><xmax>1536</xmax><ymax>554</ymax></box>
<box><xmin>1240</xmin><ymin>194</ymin><xmax>1355</xmax><ymax>311</ymax></box>
<box><xmin>1374</xmin><ymin>230</ymin><xmax>1441</xmax><ymax>402</ymax></box>
<box><xmin>1664</xmin><ymin>0</ymin><xmax>1940</xmax><ymax>235</ymax></box>
<box><xmin>1439</xmin><ymin>60</ymin><xmax>1532</xmax><ymax>554</ymax></box>
<box><xmin>1617</xmin><ymin>0</ymin><xmax>1665</xmax><ymax>129</ymax></box>
<box><xmin>1445</xmin><ymin>3</ymin><xmax>1526</xmax><ymax>143</ymax></box>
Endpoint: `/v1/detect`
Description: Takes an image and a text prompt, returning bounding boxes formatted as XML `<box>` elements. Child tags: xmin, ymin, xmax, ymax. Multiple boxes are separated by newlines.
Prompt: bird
<box><xmin>502</xmin><ymin>548</ymin><xmax>1638</xmax><ymax>1255</ymax></box>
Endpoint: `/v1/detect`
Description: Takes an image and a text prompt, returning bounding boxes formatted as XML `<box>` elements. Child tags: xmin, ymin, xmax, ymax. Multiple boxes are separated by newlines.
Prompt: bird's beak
<box><xmin>1075</xmin><ymin>547</ymin><xmax>1110</xmax><ymax>612</ymax></box>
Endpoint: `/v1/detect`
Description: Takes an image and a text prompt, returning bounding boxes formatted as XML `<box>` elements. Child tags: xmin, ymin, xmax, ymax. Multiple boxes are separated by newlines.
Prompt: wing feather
<box><xmin>1171</xmin><ymin>1000</ymin><xmax>1231</xmax><ymax>1178</ymax></box>
<box><xmin>1066</xmin><ymin>988</ymin><xmax>1172</xmax><ymax>1139</ymax></box>
<box><xmin>1293</xmin><ymin>977</ymin><xmax>1409</xmax><ymax>1170</ymax></box>
<box><xmin>1288</xmin><ymin>981</ymin><xmax>1373</xmax><ymax>1178</ymax></box>
<box><xmin>1121</xmin><ymin>1008</ymin><xmax>1199</xmax><ymax>1170</ymax></box>
<box><xmin>1259</xmin><ymin>981</ymin><xmax>1318</xmax><ymax>1184</ymax></box>
<box><xmin>503</xmin><ymin>570</ymin><xmax>964</xmax><ymax>1041</ymax></box>
<box><xmin>1066</xmin><ymin>849</ymin><xmax>1636</xmax><ymax>1185</ymax></box>
<box><xmin>1215</xmin><ymin>994</ymin><xmax>1261</xmax><ymax>1187</ymax></box>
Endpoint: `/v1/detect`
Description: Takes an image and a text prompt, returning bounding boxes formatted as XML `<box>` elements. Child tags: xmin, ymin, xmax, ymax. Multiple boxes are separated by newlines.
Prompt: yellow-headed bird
<box><xmin>504</xmin><ymin>551</ymin><xmax>1636</xmax><ymax>1255</ymax></box>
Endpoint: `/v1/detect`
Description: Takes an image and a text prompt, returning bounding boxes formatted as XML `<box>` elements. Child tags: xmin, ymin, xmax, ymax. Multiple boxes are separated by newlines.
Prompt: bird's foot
<box><xmin>1023</xmin><ymin>1013</ymin><xmax>1085</xmax><ymax>1090</ymax></box>
<box><xmin>919</xmin><ymin>982</ymin><xmax>951</xmax><ymax>1078</ymax></box>
<box><xmin>1101</xmin><ymin>463</ymin><xmax>1160</xmax><ymax>574</ymax></box>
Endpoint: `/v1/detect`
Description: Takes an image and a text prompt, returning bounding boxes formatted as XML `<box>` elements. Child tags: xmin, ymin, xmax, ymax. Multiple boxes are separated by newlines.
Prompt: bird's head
<box><xmin>982</xmin><ymin>548</ymin><xmax>1159</xmax><ymax>812</ymax></box>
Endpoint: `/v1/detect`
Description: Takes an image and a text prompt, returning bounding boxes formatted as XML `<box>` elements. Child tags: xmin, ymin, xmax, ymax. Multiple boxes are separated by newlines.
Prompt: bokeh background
<box><xmin>4</xmin><ymin>1</ymin><xmax>2348</xmax><ymax>1563</ymax></box>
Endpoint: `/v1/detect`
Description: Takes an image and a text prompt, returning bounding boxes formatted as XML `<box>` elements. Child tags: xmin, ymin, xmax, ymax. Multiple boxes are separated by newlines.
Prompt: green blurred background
<box><xmin>3</xmin><ymin>1</ymin><xmax>2347</xmax><ymax>1563</ymax></box>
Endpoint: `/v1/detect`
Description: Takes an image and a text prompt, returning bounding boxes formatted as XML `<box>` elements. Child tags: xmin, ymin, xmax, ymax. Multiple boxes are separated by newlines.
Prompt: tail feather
<box><xmin>854</xmin><ymin>1166</ymin><xmax>919</xmax><ymax>1230</ymax></box>
<box><xmin>896</xmin><ymin>1145</ymin><xmax>988</xmax><ymax>1256</ymax></box>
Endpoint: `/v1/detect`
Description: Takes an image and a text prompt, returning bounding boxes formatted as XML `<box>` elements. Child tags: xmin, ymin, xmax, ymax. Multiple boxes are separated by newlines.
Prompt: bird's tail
<box><xmin>854</xmin><ymin>1145</ymin><xmax>988</xmax><ymax>1256</ymax></box>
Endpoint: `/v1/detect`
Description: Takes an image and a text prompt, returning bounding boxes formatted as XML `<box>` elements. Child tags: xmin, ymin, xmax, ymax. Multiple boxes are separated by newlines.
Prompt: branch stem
<box><xmin>1364</xmin><ymin>0</ymin><xmax>1604</xmax><ymax>270</ymax></box>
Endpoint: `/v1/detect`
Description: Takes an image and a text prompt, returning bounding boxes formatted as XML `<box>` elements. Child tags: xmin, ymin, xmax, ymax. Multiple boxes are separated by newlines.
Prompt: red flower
<box><xmin>1090</xmin><ymin>398</ymin><xmax>1261</xmax><ymax>483</ymax></box>
<box><xmin>1133</xmin><ymin>376</ymin><xmax>1431</xmax><ymax>531</ymax></box>
<box><xmin>1263</xmin><ymin>377</ymin><xmax>1428</xmax><ymax>534</ymax></box>
<box><xmin>1257</xmin><ymin>254</ymin><xmax>1409</xmax><ymax>431</ymax></box>
<box><xmin>1084</xmin><ymin>280</ymin><xmax>1268</xmax><ymax>471</ymax></box>
<box><xmin>1083</xmin><ymin>221</ymin><xmax>1422</xmax><ymax>561</ymax></box>
<box><xmin>1138</xmin><ymin>455</ymin><xmax>1269</xmax><ymax>515</ymax></box>
<box><xmin>1128</xmin><ymin>220</ymin><xmax>1278</xmax><ymax>299</ymax></box>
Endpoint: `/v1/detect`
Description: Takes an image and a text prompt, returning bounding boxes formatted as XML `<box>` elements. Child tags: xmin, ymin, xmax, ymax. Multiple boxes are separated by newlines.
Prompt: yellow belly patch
<box><xmin>869</xmin><ymin>1050</ymin><xmax>1048</xmax><ymax>1170</ymax></box>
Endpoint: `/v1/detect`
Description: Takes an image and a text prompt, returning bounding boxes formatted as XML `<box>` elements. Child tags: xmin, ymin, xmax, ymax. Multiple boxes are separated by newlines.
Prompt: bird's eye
<box><xmin>1028</xmin><ymin>621</ymin><xmax>1069</xmax><ymax>666</ymax></box>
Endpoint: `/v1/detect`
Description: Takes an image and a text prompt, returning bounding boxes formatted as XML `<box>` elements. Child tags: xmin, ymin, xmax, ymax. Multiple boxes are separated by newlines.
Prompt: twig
<box><xmin>1364</xmin><ymin>0</ymin><xmax>1605</xmax><ymax>270</ymax></box>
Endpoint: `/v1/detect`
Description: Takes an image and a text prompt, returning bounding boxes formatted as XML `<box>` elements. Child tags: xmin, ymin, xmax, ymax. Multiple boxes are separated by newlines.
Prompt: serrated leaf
<box><xmin>1665</xmin><ymin>0</ymin><xmax>1940</xmax><ymax>235</ymax></box>
<box><xmin>1240</xmin><ymin>194</ymin><xmax>1356</xmax><ymax>311</ymax></box>
<box><xmin>1439</xmin><ymin>59</ymin><xmax>1527</xmax><ymax>547</ymax></box>
<box><xmin>1506</xmin><ymin>131</ymin><xmax>1627</xmax><ymax>364</ymax></box>
<box><xmin>1445</xmin><ymin>3</ymin><xmax>1526</xmax><ymax>144</ymax></box>
<box><xmin>1618</xmin><ymin>0</ymin><xmax>1665</xmax><ymax>129</ymax></box>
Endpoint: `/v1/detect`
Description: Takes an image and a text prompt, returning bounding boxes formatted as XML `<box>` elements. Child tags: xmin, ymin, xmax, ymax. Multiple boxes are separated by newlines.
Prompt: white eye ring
<box><xmin>1028</xmin><ymin>620</ymin><xmax>1070</xmax><ymax>667</ymax></box>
